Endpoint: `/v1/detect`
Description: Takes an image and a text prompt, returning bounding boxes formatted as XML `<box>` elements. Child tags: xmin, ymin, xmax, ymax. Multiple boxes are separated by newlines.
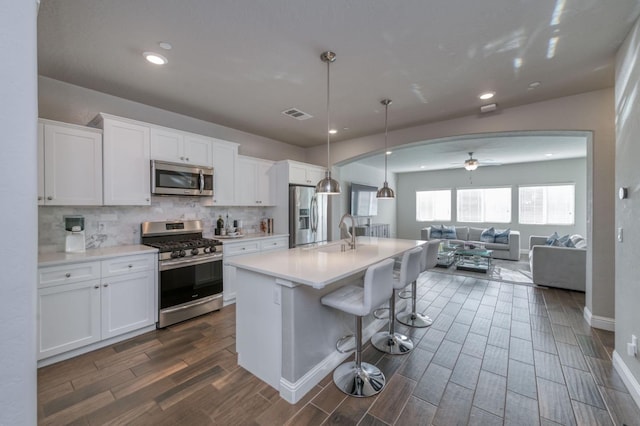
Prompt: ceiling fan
<box><xmin>444</xmin><ymin>151</ymin><xmax>502</xmax><ymax>170</ymax></box>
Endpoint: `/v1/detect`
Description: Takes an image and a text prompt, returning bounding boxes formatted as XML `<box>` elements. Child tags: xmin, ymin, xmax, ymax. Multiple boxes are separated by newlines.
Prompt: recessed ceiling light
<box><xmin>420</xmin><ymin>165</ymin><xmax>426</xmax><ymax>169</ymax></box>
<box><xmin>545</xmin><ymin>153</ymin><xmax>553</xmax><ymax>157</ymax></box>
<box><xmin>479</xmin><ymin>92</ymin><xmax>495</xmax><ymax>100</ymax></box>
<box><xmin>528</xmin><ymin>81</ymin><xmax>541</xmax><ymax>89</ymax></box>
<box><xmin>143</xmin><ymin>52</ymin><xmax>167</xmax><ymax>65</ymax></box>
<box><xmin>386</xmin><ymin>151</ymin><xmax>392</xmax><ymax>155</ymax></box>
<box><xmin>158</xmin><ymin>42</ymin><xmax>172</xmax><ymax>50</ymax></box>
<box><xmin>329</xmin><ymin>129</ymin><xmax>337</xmax><ymax>134</ymax></box>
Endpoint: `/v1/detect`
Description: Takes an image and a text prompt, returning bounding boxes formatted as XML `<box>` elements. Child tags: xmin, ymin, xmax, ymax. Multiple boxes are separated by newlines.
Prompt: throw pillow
<box><xmin>545</xmin><ymin>232</ymin><xmax>559</xmax><ymax>245</ymax></box>
<box><xmin>570</xmin><ymin>234</ymin><xmax>587</xmax><ymax>249</ymax></box>
<box><xmin>494</xmin><ymin>228</ymin><xmax>511</xmax><ymax>244</ymax></box>
<box><xmin>441</xmin><ymin>225</ymin><xmax>457</xmax><ymax>239</ymax></box>
<box><xmin>480</xmin><ymin>227</ymin><xmax>495</xmax><ymax>243</ymax></box>
<box><xmin>553</xmin><ymin>234</ymin><xmax>571</xmax><ymax>247</ymax></box>
<box><xmin>430</xmin><ymin>226</ymin><xmax>443</xmax><ymax>239</ymax></box>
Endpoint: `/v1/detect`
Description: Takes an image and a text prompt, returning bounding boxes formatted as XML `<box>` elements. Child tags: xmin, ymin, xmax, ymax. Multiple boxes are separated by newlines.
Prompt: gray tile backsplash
<box><xmin>38</xmin><ymin>196</ymin><xmax>272</xmax><ymax>253</ymax></box>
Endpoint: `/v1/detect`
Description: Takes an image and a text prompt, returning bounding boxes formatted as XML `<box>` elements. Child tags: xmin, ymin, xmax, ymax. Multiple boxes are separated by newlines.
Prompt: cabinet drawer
<box><xmin>224</xmin><ymin>241</ymin><xmax>261</xmax><ymax>257</ymax></box>
<box><xmin>260</xmin><ymin>238</ymin><xmax>288</xmax><ymax>251</ymax></box>
<box><xmin>38</xmin><ymin>262</ymin><xmax>101</xmax><ymax>288</ymax></box>
<box><xmin>102</xmin><ymin>254</ymin><xmax>155</xmax><ymax>277</ymax></box>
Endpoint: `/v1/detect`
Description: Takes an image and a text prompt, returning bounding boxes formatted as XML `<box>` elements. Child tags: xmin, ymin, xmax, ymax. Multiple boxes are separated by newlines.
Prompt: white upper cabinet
<box><xmin>211</xmin><ymin>139</ymin><xmax>239</xmax><ymax>205</ymax></box>
<box><xmin>150</xmin><ymin>126</ymin><xmax>213</xmax><ymax>167</ymax></box>
<box><xmin>288</xmin><ymin>161</ymin><xmax>326</xmax><ymax>186</ymax></box>
<box><xmin>95</xmin><ymin>114</ymin><xmax>151</xmax><ymax>206</ymax></box>
<box><xmin>236</xmin><ymin>156</ymin><xmax>274</xmax><ymax>206</ymax></box>
<box><xmin>38</xmin><ymin>119</ymin><xmax>103</xmax><ymax>206</ymax></box>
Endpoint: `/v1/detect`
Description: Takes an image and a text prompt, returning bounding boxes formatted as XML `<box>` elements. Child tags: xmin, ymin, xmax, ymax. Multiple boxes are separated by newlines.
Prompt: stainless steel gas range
<box><xmin>141</xmin><ymin>220</ymin><xmax>223</xmax><ymax>328</ymax></box>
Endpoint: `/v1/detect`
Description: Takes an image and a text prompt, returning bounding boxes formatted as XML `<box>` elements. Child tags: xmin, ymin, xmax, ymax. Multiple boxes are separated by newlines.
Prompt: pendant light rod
<box><xmin>377</xmin><ymin>99</ymin><xmax>395</xmax><ymax>199</ymax></box>
<box><xmin>316</xmin><ymin>51</ymin><xmax>341</xmax><ymax>194</ymax></box>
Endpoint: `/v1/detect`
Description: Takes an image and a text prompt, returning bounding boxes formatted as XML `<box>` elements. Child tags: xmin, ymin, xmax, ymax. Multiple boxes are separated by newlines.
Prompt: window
<box><xmin>519</xmin><ymin>184</ymin><xmax>575</xmax><ymax>225</ymax></box>
<box><xmin>416</xmin><ymin>190</ymin><xmax>451</xmax><ymax>221</ymax></box>
<box><xmin>457</xmin><ymin>187</ymin><xmax>511</xmax><ymax>223</ymax></box>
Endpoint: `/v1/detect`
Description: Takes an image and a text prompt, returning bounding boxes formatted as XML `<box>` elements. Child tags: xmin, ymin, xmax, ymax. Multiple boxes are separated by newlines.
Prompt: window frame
<box><xmin>518</xmin><ymin>183</ymin><xmax>576</xmax><ymax>225</ymax></box>
<box><xmin>456</xmin><ymin>186</ymin><xmax>512</xmax><ymax>224</ymax></box>
<box><xmin>415</xmin><ymin>189</ymin><xmax>452</xmax><ymax>222</ymax></box>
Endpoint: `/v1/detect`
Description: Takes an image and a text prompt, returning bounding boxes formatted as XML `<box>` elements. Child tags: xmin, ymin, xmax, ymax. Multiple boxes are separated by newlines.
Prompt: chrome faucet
<box><xmin>338</xmin><ymin>213</ymin><xmax>357</xmax><ymax>250</ymax></box>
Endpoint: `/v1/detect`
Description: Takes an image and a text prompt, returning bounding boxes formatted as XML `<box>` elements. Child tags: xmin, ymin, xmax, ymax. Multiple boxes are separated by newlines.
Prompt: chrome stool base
<box><xmin>397</xmin><ymin>311</ymin><xmax>433</xmax><ymax>328</ymax></box>
<box><xmin>371</xmin><ymin>331</ymin><xmax>414</xmax><ymax>355</ymax></box>
<box><xmin>333</xmin><ymin>361</ymin><xmax>386</xmax><ymax>397</ymax></box>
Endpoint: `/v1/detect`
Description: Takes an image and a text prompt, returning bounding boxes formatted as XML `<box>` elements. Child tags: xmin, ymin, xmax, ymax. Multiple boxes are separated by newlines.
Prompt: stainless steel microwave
<box><xmin>151</xmin><ymin>160</ymin><xmax>214</xmax><ymax>196</ymax></box>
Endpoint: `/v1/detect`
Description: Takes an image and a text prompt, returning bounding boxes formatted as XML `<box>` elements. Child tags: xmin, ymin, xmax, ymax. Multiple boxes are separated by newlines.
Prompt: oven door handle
<box><xmin>159</xmin><ymin>255</ymin><xmax>223</xmax><ymax>271</ymax></box>
<box><xmin>161</xmin><ymin>294</ymin><xmax>223</xmax><ymax>314</ymax></box>
<box><xmin>199</xmin><ymin>170</ymin><xmax>204</xmax><ymax>194</ymax></box>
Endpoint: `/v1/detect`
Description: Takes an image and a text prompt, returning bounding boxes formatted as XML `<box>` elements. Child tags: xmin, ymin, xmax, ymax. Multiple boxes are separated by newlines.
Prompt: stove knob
<box><xmin>171</xmin><ymin>251</ymin><xmax>180</xmax><ymax>259</ymax></box>
<box><xmin>179</xmin><ymin>250</ymin><xmax>186</xmax><ymax>257</ymax></box>
<box><xmin>202</xmin><ymin>246</ymin><xmax>210</xmax><ymax>253</ymax></box>
<box><xmin>191</xmin><ymin>248</ymin><xmax>199</xmax><ymax>255</ymax></box>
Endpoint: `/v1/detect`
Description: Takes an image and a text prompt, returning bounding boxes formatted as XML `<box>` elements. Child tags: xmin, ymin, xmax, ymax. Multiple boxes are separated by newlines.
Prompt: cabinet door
<box><xmin>38</xmin><ymin>280</ymin><xmax>101</xmax><ymax>359</ymax></box>
<box><xmin>256</xmin><ymin>160</ymin><xmax>274</xmax><ymax>205</ymax></box>
<box><xmin>223</xmin><ymin>264</ymin><xmax>237</xmax><ymax>304</ymax></box>
<box><xmin>101</xmin><ymin>270</ymin><xmax>155</xmax><ymax>339</ymax></box>
<box><xmin>236</xmin><ymin>157</ymin><xmax>257</xmax><ymax>205</ymax></box>
<box><xmin>211</xmin><ymin>140</ymin><xmax>238</xmax><ymax>205</ymax></box>
<box><xmin>37</xmin><ymin>122</ymin><xmax>45</xmax><ymax>205</ymax></box>
<box><xmin>43</xmin><ymin>123</ymin><xmax>103</xmax><ymax>205</ymax></box>
<box><xmin>150</xmin><ymin>127</ymin><xmax>183</xmax><ymax>163</ymax></box>
<box><xmin>306</xmin><ymin>167</ymin><xmax>327</xmax><ymax>186</ymax></box>
<box><xmin>103</xmin><ymin>119</ymin><xmax>151</xmax><ymax>205</ymax></box>
<box><xmin>289</xmin><ymin>163</ymin><xmax>310</xmax><ymax>185</ymax></box>
<box><xmin>184</xmin><ymin>134</ymin><xmax>213</xmax><ymax>167</ymax></box>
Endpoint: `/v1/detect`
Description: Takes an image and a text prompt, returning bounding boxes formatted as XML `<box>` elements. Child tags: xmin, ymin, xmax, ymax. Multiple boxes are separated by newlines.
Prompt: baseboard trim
<box><xmin>612</xmin><ymin>350</ymin><xmax>640</xmax><ymax>410</ymax></box>
<box><xmin>583</xmin><ymin>306</ymin><xmax>615</xmax><ymax>331</ymax></box>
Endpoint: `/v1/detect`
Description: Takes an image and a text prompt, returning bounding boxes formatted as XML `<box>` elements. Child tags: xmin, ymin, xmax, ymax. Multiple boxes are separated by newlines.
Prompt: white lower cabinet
<box><xmin>37</xmin><ymin>253</ymin><xmax>156</xmax><ymax>361</ymax></box>
<box><xmin>223</xmin><ymin>236</ymin><xmax>287</xmax><ymax>304</ymax></box>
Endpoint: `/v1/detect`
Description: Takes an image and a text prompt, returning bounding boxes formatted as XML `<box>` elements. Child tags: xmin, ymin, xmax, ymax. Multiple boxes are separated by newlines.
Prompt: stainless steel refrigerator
<box><xmin>289</xmin><ymin>185</ymin><xmax>328</xmax><ymax>248</ymax></box>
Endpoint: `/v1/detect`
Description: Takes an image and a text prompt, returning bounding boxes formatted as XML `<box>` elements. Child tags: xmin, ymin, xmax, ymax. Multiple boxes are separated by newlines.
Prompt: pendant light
<box><xmin>376</xmin><ymin>99</ymin><xmax>395</xmax><ymax>199</ymax></box>
<box><xmin>464</xmin><ymin>152</ymin><xmax>479</xmax><ymax>171</ymax></box>
<box><xmin>315</xmin><ymin>51</ymin><xmax>341</xmax><ymax>195</ymax></box>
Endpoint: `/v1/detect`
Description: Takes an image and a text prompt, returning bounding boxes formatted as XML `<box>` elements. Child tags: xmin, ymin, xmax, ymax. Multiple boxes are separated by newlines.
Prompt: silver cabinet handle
<box><xmin>186</xmin><ymin>157</ymin><xmax>189</xmax><ymax>161</ymax></box>
<box><xmin>38</xmin><ymin>196</ymin><xmax>43</xmax><ymax>201</ymax></box>
<box><xmin>94</xmin><ymin>285</ymin><xmax>99</xmax><ymax>289</ymax></box>
<box><xmin>146</xmin><ymin>198</ymin><xmax>150</xmax><ymax>202</ymax></box>
<box><xmin>103</xmin><ymin>284</ymin><xmax>108</xmax><ymax>287</ymax></box>
<box><xmin>128</xmin><ymin>264</ymin><xmax>133</xmax><ymax>268</ymax></box>
<box><xmin>47</xmin><ymin>196</ymin><xmax>53</xmax><ymax>200</ymax></box>
<box><xmin>180</xmin><ymin>156</ymin><xmax>184</xmax><ymax>160</ymax></box>
<box><xmin>65</xmin><ymin>273</ymin><xmax>71</xmax><ymax>278</ymax></box>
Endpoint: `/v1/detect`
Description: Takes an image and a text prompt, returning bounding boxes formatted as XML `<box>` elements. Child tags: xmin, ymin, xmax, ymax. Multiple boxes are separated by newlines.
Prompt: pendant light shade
<box><xmin>376</xmin><ymin>99</ymin><xmax>395</xmax><ymax>199</ymax></box>
<box><xmin>315</xmin><ymin>51</ymin><xmax>341</xmax><ymax>195</ymax></box>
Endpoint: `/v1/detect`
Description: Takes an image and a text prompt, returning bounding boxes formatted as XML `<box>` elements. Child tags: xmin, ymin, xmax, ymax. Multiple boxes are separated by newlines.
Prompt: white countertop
<box><xmin>214</xmin><ymin>233</ymin><xmax>288</xmax><ymax>244</ymax></box>
<box><xmin>227</xmin><ymin>237</ymin><xmax>425</xmax><ymax>289</ymax></box>
<box><xmin>38</xmin><ymin>245</ymin><xmax>158</xmax><ymax>267</ymax></box>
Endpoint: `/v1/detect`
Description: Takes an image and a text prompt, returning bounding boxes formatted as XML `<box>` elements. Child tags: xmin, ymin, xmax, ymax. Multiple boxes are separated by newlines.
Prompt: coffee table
<box><xmin>455</xmin><ymin>248</ymin><xmax>493</xmax><ymax>273</ymax></box>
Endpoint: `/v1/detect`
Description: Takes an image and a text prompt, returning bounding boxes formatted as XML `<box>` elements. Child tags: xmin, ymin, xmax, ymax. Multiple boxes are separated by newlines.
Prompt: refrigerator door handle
<box><xmin>310</xmin><ymin>196</ymin><xmax>318</xmax><ymax>233</ymax></box>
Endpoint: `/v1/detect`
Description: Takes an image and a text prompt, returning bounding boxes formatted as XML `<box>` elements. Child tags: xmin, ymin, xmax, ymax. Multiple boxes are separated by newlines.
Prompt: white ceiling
<box><xmin>37</xmin><ymin>1</ymin><xmax>639</xmax><ymax>148</ymax></box>
<box><xmin>350</xmin><ymin>133</ymin><xmax>587</xmax><ymax>173</ymax></box>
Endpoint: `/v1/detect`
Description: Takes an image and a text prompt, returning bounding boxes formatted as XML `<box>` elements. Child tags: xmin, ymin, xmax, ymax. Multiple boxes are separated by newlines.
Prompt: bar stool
<box><xmin>397</xmin><ymin>242</ymin><xmax>435</xmax><ymax>328</ymax></box>
<box><xmin>371</xmin><ymin>246</ymin><xmax>423</xmax><ymax>355</ymax></box>
<box><xmin>321</xmin><ymin>258</ymin><xmax>395</xmax><ymax>397</ymax></box>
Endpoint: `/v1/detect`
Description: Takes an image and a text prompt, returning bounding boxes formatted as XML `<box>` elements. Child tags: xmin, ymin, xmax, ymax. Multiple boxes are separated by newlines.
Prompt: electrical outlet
<box><xmin>627</xmin><ymin>334</ymin><xmax>637</xmax><ymax>357</ymax></box>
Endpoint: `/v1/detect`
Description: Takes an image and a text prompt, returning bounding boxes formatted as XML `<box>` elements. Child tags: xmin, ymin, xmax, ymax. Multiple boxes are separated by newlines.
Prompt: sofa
<box><xmin>421</xmin><ymin>225</ymin><xmax>521</xmax><ymax>261</ymax></box>
<box><xmin>528</xmin><ymin>235</ymin><xmax>586</xmax><ymax>291</ymax></box>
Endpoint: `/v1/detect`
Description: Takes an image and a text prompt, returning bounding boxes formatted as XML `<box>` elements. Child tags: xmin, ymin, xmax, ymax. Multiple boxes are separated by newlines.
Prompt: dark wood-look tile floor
<box><xmin>38</xmin><ymin>271</ymin><xmax>640</xmax><ymax>425</ymax></box>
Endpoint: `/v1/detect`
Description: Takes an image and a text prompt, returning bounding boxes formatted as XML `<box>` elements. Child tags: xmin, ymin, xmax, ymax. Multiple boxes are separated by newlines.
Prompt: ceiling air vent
<box><xmin>281</xmin><ymin>108</ymin><xmax>313</xmax><ymax>120</ymax></box>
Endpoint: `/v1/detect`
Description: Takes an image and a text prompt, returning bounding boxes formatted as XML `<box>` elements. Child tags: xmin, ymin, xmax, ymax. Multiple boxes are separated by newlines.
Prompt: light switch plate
<box><xmin>618</xmin><ymin>227</ymin><xmax>623</xmax><ymax>242</ymax></box>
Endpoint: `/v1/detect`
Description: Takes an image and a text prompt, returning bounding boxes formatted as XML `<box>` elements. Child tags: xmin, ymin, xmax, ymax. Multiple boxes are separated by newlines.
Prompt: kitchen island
<box><xmin>226</xmin><ymin>237</ymin><xmax>425</xmax><ymax>403</ymax></box>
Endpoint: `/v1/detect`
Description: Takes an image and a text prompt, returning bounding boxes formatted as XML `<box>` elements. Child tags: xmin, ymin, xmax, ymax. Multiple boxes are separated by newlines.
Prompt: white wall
<box><xmin>309</xmin><ymin>89</ymin><xmax>615</xmax><ymax>323</ymax></box>
<box><xmin>0</xmin><ymin>1</ymin><xmax>38</xmax><ymax>423</ymax></box>
<box><xmin>615</xmin><ymin>17</ymin><xmax>640</xmax><ymax>405</ymax></box>
<box><xmin>332</xmin><ymin>163</ymin><xmax>397</xmax><ymax>240</ymax></box>
<box><xmin>396</xmin><ymin>158</ymin><xmax>587</xmax><ymax>251</ymax></box>
<box><xmin>39</xmin><ymin>76</ymin><xmax>307</xmax><ymax>163</ymax></box>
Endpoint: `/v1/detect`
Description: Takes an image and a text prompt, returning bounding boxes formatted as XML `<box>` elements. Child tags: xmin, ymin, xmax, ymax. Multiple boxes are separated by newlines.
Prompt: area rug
<box><xmin>431</xmin><ymin>254</ymin><xmax>533</xmax><ymax>284</ymax></box>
